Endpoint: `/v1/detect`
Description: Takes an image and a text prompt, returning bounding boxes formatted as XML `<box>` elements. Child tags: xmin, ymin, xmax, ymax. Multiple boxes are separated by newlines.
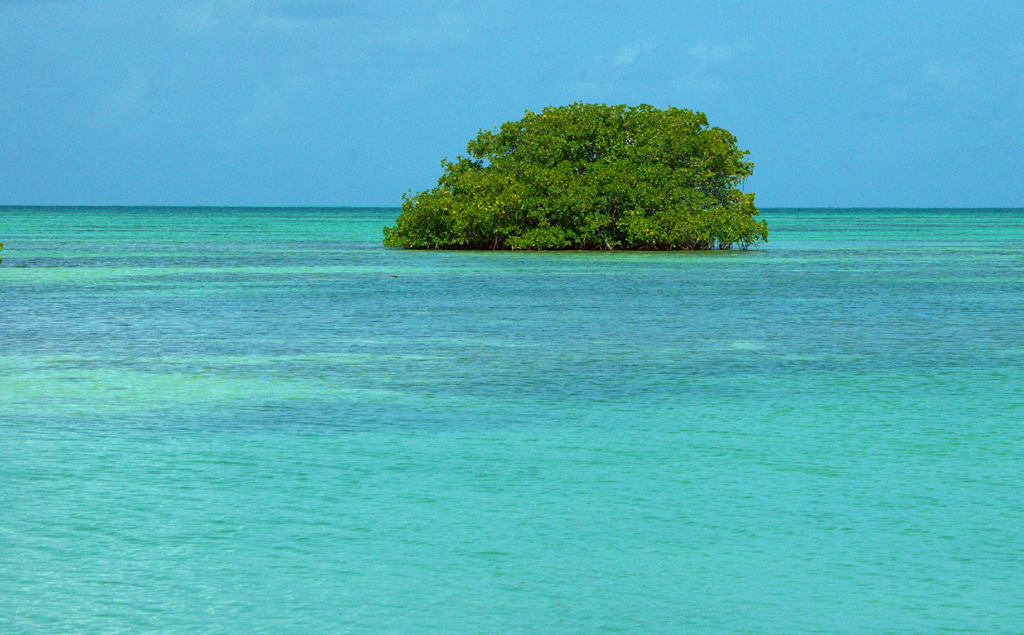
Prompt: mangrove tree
<box><xmin>383</xmin><ymin>103</ymin><xmax>767</xmax><ymax>250</ymax></box>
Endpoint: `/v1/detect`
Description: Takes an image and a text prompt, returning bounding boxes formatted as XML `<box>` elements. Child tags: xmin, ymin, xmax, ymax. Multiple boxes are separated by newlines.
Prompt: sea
<box><xmin>1</xmin><ymin>206</ymin><xmax>1022</xmax><ymax>634</ymax></box>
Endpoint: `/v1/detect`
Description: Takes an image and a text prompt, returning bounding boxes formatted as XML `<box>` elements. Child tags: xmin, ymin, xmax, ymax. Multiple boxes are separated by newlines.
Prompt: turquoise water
<box><xmin>2</xmin><ymin>206</ymin><xmax>1023</xmax><ymax>633</ymax></box>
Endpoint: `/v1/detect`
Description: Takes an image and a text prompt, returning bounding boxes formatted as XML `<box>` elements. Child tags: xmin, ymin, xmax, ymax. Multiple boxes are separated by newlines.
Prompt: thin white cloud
<box><xmin>263</xmin><ymin>0</ymin><xmax>362</xmax><ymax>20</ymax></box>
<box><xmin>612</xmin><ymin>45</ymin><xmax>640</xmax><ymax>67</ymax></box>
<box><xmin>674</xmin><ymin>40</ymin><xmax>751</xmax><ymax>98</ymax></box>
<box><xmin>671</xmin><ymin>75</ymin><xmax>721</xmax><ymax>97</ymax></box>
<box><xmin>242</xmin><ymin>0</ymin><xmax>392</xmax><ymax>33</ymax></box>
<box><xmin>248</xmin><ymin>11</ymin><xmax>320</xmax><ymax>33</ymax></box>
<box><xmin>165</xmin><ymin>1</ymin><xmax>357</xmax><ymax>36</ymax></box>
<box><xmin>374</xmin><ymin>11</ymin><xmax>473</xmax><ymax>49</ymax></box>
<box><xmin>559</xmin><ymin>41</ymin><xmax>658</xmax><ymax>101</ymax></box>
<box><xmin>187</xmin><ymin>0</ymin><xmax>474</xmax><ymax>46</ymax></box>
<box><xmin>686</xmin><ymin>41</ymin><xmax>749</xmax><ymax>69</ymax></box>
<box><xmin>611</xmin><ymin>41</ymin><xmax>657</xmax><ymax>67</ymax></box>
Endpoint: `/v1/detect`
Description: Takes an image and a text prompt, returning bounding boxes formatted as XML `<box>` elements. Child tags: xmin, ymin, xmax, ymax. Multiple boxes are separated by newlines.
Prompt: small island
<box><xmin>383</xmin><ymin>103</ymin><xmax>767</xmax><ymax>250</ymax></box>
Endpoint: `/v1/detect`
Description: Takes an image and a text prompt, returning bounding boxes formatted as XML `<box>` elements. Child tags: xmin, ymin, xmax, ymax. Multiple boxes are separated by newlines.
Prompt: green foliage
<box><xmin>383</xmin><ymin>103</ymin><xmax>767</xmax><ymax>250</ymax></box>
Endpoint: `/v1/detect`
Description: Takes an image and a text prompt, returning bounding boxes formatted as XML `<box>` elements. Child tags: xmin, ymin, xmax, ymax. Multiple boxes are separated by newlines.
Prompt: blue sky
<box><xmin>1</xmin><ymin>0</ymin><xmax>1022</xmax><ymax>207</ymax></box>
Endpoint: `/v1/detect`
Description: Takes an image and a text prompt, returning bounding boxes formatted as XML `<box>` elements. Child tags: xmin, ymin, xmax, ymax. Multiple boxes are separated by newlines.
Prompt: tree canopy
<box><xmin>383</xmin><ymin>103</ymin><xmax>767</xmax><ymax>250</ymax></box>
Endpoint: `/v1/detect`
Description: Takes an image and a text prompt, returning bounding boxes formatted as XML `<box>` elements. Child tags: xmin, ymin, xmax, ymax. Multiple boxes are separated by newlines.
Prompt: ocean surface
<box><xmin>1</xmin><ymin>206</ymin><xmax>1022</xmax><ymax>634</ymax></box>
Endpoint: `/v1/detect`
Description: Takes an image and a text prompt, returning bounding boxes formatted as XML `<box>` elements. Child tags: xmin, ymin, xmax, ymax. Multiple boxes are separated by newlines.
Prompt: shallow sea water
<box><xmin>2</xmin><ymin>207</ymin><xmax>1023</xmax><ymax>633</ymax></box>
